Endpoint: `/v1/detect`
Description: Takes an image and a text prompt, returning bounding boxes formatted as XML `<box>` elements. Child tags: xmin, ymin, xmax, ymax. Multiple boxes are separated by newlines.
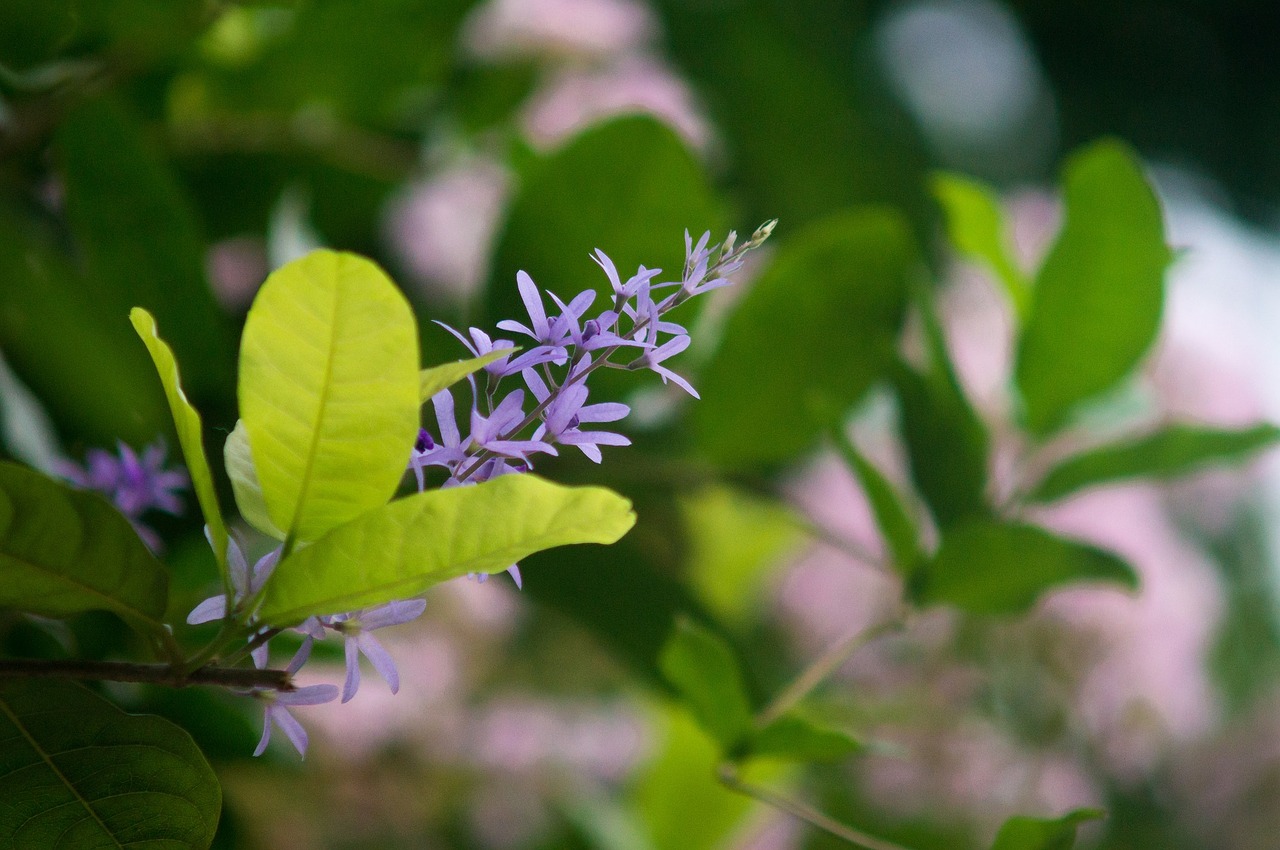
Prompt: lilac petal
<box><xmin>253</xmin><ymin>711</ymin><xmax>273</xmax><ymax>757</ymax></box>
<box><xmin>515</xmin><ymin>271</ymin><xmax>549</xmax><ymax>338</ymax></box>
<box><xmin>248</xmin><ymin>548</ymin><xmax>281</xmax><ymax>596</ymax></box>
<box><xmin>279</xmin><ymin>683</ymin><xmax>340</xmax><ymax>706</ymax></box>
<box><xmin>432</xmin><ymin>390</ymin><xmax>461</xmax><ymax>447</ymax></box>
<box><xmin>434</xmin><ymin>320</ymin><xmax>481</xmax><ymax>356</ymax></box>
<box><xmin>523</xmin><ymin>368</ymin><xmax>551</xmax><ymax>403</ymax></box>
<box><xmin>650</xmin><ymin>334</ymin><xmax>691</xmax><ymax>363</ymax></box>
<box><xmin>496</xmin><ymin>319</ymin><xmax>536</xmax><ymax>338</ymax></box>
<box><xmin>356</xmin><ymin>633</ymin><xmax>400</xmax><ymax>694</ymax></box>
<box><xmin>251</xmin><ymin>642</ymin><xmax>269</xmax><ymax>670</ymax></box>
<box><xmin>485</xmin><ymin>439</ymin><xmax>557</xmax><ymax>458</ymax></box>
<box><xmin>186</xmin><ymin>595</ymin><xmax>227</xmax><ymax>625</ymax></box>
<box><xmin>286</xmin><ymin>636</ymin><xmax>315</xmax><ymax>675</ymax></box>
<box><xmin>577</xmin><ymin>443</ymin><xmax>603</xmax><ymax>463</ymax></box>
<box><xmin>501</xmin><ymin>346</ymin><xmax>566</xmax><ymax>374</ymax></box>
<box><xmin>591</xmin><ymin>249</ymin><xmax>622</xmax><ymax>293</ymax></box>
<box><xmin>577</xmin><ymin>402</ymin><xmax>629</xmax><ymax>423</ymax></box>
<box><xmin>507</xmin><ymin>564</ymin><xmax>523</xmax><ymax>589</ymax></box>
<box><xmin>545</xmin><ymin>384</ymin><xmax>588</xmax><ymax>436</ymax></box>
<box><xmin>360</xmin><ymin>598</ymin><xmax>428</xmax><ymax>630</ymax></box>
<box><xmin>561</xmin><ymin>430</ymin><xmax>631</xmax><ymax>448</ymax></box>
<box><xmin>655</xmin><ymin>366</ymin><xmax>700</xmax><ymax>398</ymax></box>
<box><xmin>273</xmin><ymin>706</ymin><xmax>310</xmax><ymax>757</ymax></box>
<box><xmin>342</xmin><ymin>638</ymin><xmax>361</xmax><ymax>703</ymax></box>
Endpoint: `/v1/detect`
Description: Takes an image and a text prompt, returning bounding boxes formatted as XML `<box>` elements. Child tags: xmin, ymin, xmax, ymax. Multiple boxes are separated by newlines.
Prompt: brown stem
<box><xmin>718</xmin><ymin>764</ymin><xmax>917</xmax><ymax>850</ymax></box>
<box><xmin>0</xmin><ymin>658</ymin><xmax>295</xmax><ymax>691</ymax></box>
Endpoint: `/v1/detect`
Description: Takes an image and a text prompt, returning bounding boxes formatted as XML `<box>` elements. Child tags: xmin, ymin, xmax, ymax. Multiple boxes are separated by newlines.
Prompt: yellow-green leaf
<box><xmin>130</xmin><ymin>307</ymin><xmax>229</xmax><ymax>579</ymax></box>
<box><xmin>239</xmin><ymin>250</ymin><xmax>419</xmax><ymax>543</ymax></box>
<box><xmin>258</xmin><ymin>474</ymin><xmax>635</xmax><ymax>625</ymax></box>
<box><xmin>224</xmin><ymin>420</ymin><xmax>284</xmax><ymax>540</ymax></box>
<box><xmin>419</xmin><ymin>350</ymin><xmax>510</xmax><ymax>402</ymax></box>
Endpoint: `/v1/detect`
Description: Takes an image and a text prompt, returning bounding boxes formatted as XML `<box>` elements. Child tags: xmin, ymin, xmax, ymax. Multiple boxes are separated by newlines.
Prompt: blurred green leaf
<box><xmin>1015</xmin><ymin>140</ymin><xmax>1171</xmax><ymax>435</ymax></box>
<box><xmin>913</xmin><ymin>520</ymin><xmax>1137</xmax><ymax>615</ymax></box>
<box><xmin>831</xmin><ymin>428</ymin><xmax>920</xmax><ymax>575</ymax></box>
<box><xmin>750</xmin><ymin>713</ymin><xmax>863</xmax><ymax>763</ymax></box>
<box><xmin>130</xmin><ymin>308</ymin><xmax>229</xmax><ymax>583</ymax></box>
<box><xmin>680</xmin><ymin>485</ymin><xmax>799</xmax><ymax>626</ymax></box>
<box><xmin>0</xmin><ymin>462</ymin><xmax>168</xmax><ymax>636</ymax></box>
<box><xmin>486</xmin><ymin>115</ymin><xmax>721</xmax><ymax>330</ymax></box>
<box><xmin>932</xmin><ymin>172</ymin><xmax>1029</xmax><ymax>316</ymax></box>
<box><xmin>989</xmin><ymin>808</ymin><xmax>1105</xmax><ymax>850</ymax></box>
<box><xmin>1029</xmin><ymin>423</ymin><xmax>1280</xmax><ymax>503</ymax></box>
<box><xmin>58</xmin><ymin>96</ymin><xmax>232</xmax><ymax>400</ymax></box>
<box><xmin>239</xmin><ymin>249</ymin><xmax>419</xmax><ymax>543</ymax></box>
<box><xmin>0</xmin><ymin>679</ymin><xmax>220</xmax><ymax>849</ymax></box>
<box><xmin>419</xmin><ymin>351</ymin><xmax>509</xmax><ymax>402</ymax></box>
<box><xmin>893</xmin><ymin>286</ymin><xmax>990</xmax><ymax>529</ymax></box>
<box><xmin>1029</xmin><ymin>422</ymin><xmax>1280</xmax><ymax>501</ymax></box>
<box><xmin>696</xmin><ymin>210</ymin><xmax>916</xmax><ymax>465</ymax></box>
<box><xmin>0</xmin><ymin>205</ymin><xmax>167</xmax><ymax>447</ymax></box>
<box><xmin>658</xmin><ymin>617</ymin><xmax>753</xmax><ymax>751</ymax></box>
<box><xmin>223</xmin><ymin>420</ymin><xmax>283</xmax><ymax>540</ymax></box>
<box><xmin>259</xmin><ymin>474</ymin><xmax>635</xmax><ymax>625</ymax></box>
<box><xmin>0</xmin><ymin>0</ymin><xmax>207</xmax><ymax>72</ymax></box>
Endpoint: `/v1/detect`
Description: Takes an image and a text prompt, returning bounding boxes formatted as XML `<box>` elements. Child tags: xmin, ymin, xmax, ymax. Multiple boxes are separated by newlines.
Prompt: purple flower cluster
<box><xmin>411</xmin><ymin>225</ymin><xmax>770</xmax><ymax>490</ymax></box>
<box><xmin>57</xmin><ymin>440</ymin><xmax>189</xmax><ymax>551</ymax></box>
<box><xmin>189</xmin><ymin>225</ymin><xmax>772</xmax><ymax>758</ymax></box>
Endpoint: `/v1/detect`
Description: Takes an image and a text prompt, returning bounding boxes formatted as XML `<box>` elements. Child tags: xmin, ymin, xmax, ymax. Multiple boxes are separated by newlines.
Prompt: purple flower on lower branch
<box><xmin>320</xmin><ymin>599</ymin><xmax>428</xmax><ymax>703</ymax></box>
<box><xmin>523</xmin><ymin>369</ymin><xmax>631</xmax><ymax>463</ymax></box>
<box><xmin>254</xmin><ymin>638</ymin><xmax>337</xmax><ymax>757</ymax></box>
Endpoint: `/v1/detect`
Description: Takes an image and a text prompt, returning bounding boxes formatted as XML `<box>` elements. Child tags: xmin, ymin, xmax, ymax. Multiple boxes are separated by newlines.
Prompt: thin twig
<box><xmin>718</xmin><ymin>764</ymin><xmax>916</xmax><ymax>850</ymax></box>
<box><xmin>0</xmin><ymin>658</ymin><xmax>295</xmax><ymax>691</ymax></box>
<box><xmin>756</xmin><ymin>617</ymin><xmax>904</xmax><ymax>728</ymax></box>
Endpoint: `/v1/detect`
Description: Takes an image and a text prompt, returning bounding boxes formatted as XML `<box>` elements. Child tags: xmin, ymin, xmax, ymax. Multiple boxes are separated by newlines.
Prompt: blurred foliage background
<box><xmin>4</xmin><ymin>1</ymin><xmax>1280</xmax><ymax>848</ymax></box>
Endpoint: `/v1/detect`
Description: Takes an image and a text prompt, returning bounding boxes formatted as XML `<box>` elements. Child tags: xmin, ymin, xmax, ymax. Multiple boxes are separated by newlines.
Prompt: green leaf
<box><xmin>932</xmin><ymin>173</ymin><xmax>1030</xmax><ymax>317</ymax></box>
<box><xmin>0</xmin><ymin>679</ymin><xmax>220</xmax><ymax>849</ymax></box>
<box><xmin>913</xmin><ymin>520</ymin><xmax>1137</xmax><ymax>616</ymax></box>
<box><xmin>658</xmin><ymin>617</ymin><xmax>753</xmax><ymax>751</ymax></box>
<box><xmin>258</xmin><ymin>474</ymin><xmax>635</xmax><ymax>625</ymax></box>
<box><xmin>223</xmin><ymin>420</ymin><xmax>283</xmax><ymax>541</ymax></box>
<box><xmin>1015</xmin><ymin>140</ymin><xmax>1172</xmax><ymax>435</ymax></box>
<box><xmin>989</xmin><ymin>808</ymin><xmax>1105</xmax><ymax>850</ymax></box>
<box><xmin>749</xmin><ymin>713</ymin><xmax>863</xmax><ymax>763</ymax></box>
<box><xmin>419</xmin><ymin>350</ymin><xmax>509</xmax><ymax>402</ymax></box>
<box><xmin>58</xmin><ymin>96</ymin><xmax>231</xmax><ymax>400</ymax></box>
<box><xmin>831</xmin><ymin>429</ymin><xmax>920</xmax><ymax>575</ymax></box>
<box><xmin>0</xmin><ymin>462</ymin><xmax>168</xmax><ymax>636</ymax></box>
<box><xmin>696</xmin><ymin>209</ymin><xmax>916</xmax><ymax>465</ymax></box>
<box><xmin>239</xmin><ymin>249</ymin><xmax>420</xmax><ymax>543</ymax></box>
<box><xmin>486</xmin><ymin>116</ymin><xmax>722</xmax><ymax>333</ymax></box>
<box><xmin>893</xmin><ymin>286</ymin><xmax>990</xmax><ymax>529</ymax></box>
<box><xmin>130</xmin><ymin>307</ymin><xmax>229</xmax><ymax>581</ymax></box>
<box><xmin>1029</xmin><ymin>423</ymin><xmax>1280</xmax><ymax>503</ymax></box>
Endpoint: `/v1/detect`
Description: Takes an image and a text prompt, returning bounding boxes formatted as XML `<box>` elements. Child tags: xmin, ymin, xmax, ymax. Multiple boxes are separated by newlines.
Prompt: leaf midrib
<box><xmin>0</xmin><ymin>695</ymin><xmax>122</xmax><ymax>848</ymax></box>
<box><xmin>284</xmin><ymin>273</ymin><xmax>346</xmax><ymax>540</ymax></box>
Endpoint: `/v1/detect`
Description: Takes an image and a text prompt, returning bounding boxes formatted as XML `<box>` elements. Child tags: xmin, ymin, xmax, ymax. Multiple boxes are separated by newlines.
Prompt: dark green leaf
<box><xmin>1015</xmin><ymin>140</ymin><xmax>1171</xmax><ymax>434</ymax></box>
<box><xmin>58</xmin><ymin>97</ymin><xmax>233</xmax><ymax>400</ymax></box>
<box><xmin>831</xmin><ymin>429</ymin><xmax>920</xmax><ymax>574</ymax></box>
<box><xmin>989</xmin><ymin>808</ymin><xmax>1105</xmax><ymax>850</ymax></box>
<box><xmin>696</xmin><ymin>210</ymin><xmax>916</xmax><ymax>465</ymax></box>
<box><xmin>0</xmin><ymin>462</ymin><xmax>168</xmax><ymax>636</ymax></box>
<box><xmin>486</xmin><ymin>115</ymin><xmax>722</xmax><ymax>333</ymax></box>
<box><xmin>932</xmin><ymin>172</ymin><xmax>1029</xmax><ymax>316</ymax></box>
<box><xmin>749</xmin><ymin>713</ymin><xmax>863</xmax><ymax>763</ymax></box>
<box><xmin>0</xmin><ymin>679</ymin><xmax>220</xmax><ymax>849</ymax></box>
<box><xmin>0</xmin><ymin>205</ymin><xmax>168</xmax><ymax>447</ymax></box>
<box><xmin>658</xmin><ymin>617</ymin><xmax>753</xmax><ymax>751</ymax></box>
<box><xmin>893</xmin><ymin>285</ymin><xmax>990</xmax><ymax>528</ymax></box>
<box><xmin>1030</xmin><ymin>423</ymin><xmax>1280</xmax><ymax>503</ymax></box>
<box><xmin>913</xmin><ymin>521</ymin><xmax>1137</xmax><ymax>615</ymax></box>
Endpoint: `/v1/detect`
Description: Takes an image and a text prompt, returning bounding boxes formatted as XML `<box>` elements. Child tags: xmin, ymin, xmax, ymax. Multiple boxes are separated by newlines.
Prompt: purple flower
<box><xmin>57</xmin><ymin>439</ymin><xmax>189</xmax><ymax>550</ymax></box>
<box><xmin>524</xmin><ymin>370</ymin><xmax>631</xmax><ymax>463</ymax></box>
<box><xmin>254</xmin><ymin>639</ymin><xmax>337</xmax><ymax>758</ymax></box>
<box><xmin>471</xmin><ymin>388</ymin><xmax>557</xmax><ymax>462</ymax></box>
<box><xmin>324</xmin><ymin>599</ymin><xmax>428</xmax><ymax>702</ymax></box>
<box><xmin>434</xmin><ymin>322</ymin><xmax>517</xmax><ymax>376</ymax></box>
<box><xmin>411</xmin><ymin>390</ymin><xmax>470</xmax><ymax>486</ymax></box>
<box><xmin>630</xmin><ymin>334</ymin><xmax>698</xmax><ymax>398</ymax></box>
<box><xmin>187</xmin><ymin>533</ymin><xmax>281</xmax><ymax>626</ymax></box>
<box><xmin>591</xmin><ymin>249</ymin><xmax>661</xmax><ymax>303</ymax></box>
<box><xmin>497</xmin><ymin>271</ymin><xmax>573</xmax><ymax>350</ymax></box>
